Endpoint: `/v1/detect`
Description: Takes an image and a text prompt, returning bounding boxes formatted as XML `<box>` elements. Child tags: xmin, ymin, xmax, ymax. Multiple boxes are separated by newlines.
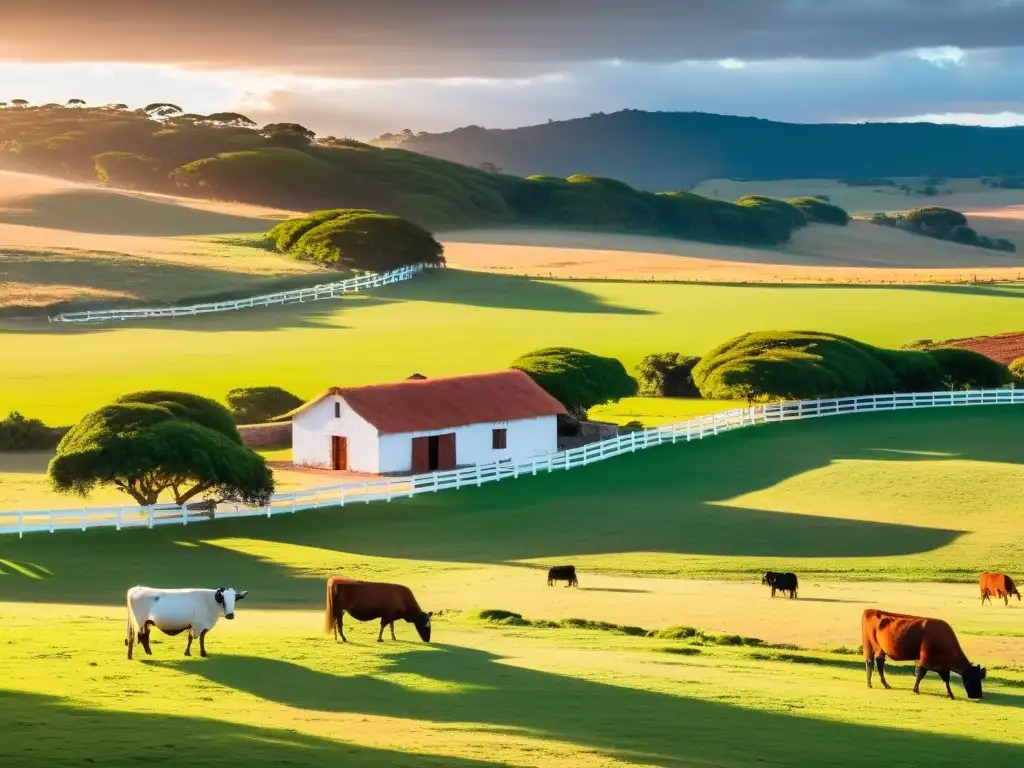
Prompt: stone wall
<box><xmin>237</xmin><ymin>421</ymin><xmax>291</xmax><ymax>447</ymax></box>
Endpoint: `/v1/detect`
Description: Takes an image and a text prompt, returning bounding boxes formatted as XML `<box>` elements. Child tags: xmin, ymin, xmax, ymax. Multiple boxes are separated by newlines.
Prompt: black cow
<box><xmin>547</xmin><ymin>565</ymin><xmax>578</xmax><ymax>587</ymax></box>
<box><xmin>762</xmin><ymin>571</ymin><xmax>798</xmax><ymax>598</ymax></box>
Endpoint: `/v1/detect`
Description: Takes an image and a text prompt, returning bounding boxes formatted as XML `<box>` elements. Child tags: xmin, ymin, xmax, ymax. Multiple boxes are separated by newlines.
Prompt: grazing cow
<box><xmin>862</xmin><ymin>608</ymin><xmax>986</xmax><ymax>700</ymax></box>
<box><xmin>324</xmin><ymin>576</ymin><xmax>432</xmax><ymax>643</ymax></box>
<box><xmin>980</xmin><ymin>572</ymin><xmax>1021</xmax><ymax>606</ymax></box>
<box><xmin>761</xmin><ymin>571</ymin><xmax>798</xmax><ymax>598</ymax></box>
<box><xmin>547</xmin><ymin>565</ymin><xmax>579</xmax><ymax>587</ymax></box>
<box><xmin>125</xmin><ymin>586</ymin><xmax>247</xmax><ymax>660</ymax></box>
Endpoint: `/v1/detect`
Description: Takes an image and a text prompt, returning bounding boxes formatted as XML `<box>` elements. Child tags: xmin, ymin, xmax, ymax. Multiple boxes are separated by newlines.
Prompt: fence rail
<box><xmin>48</xmin><ymin>264</ymin><xmax>427</xmax><ymax>324</ymax></box>
<box><xmin>2</xmin><ymin>388</ymin><xmax>1021</xmax><ymax>536</ymax></box>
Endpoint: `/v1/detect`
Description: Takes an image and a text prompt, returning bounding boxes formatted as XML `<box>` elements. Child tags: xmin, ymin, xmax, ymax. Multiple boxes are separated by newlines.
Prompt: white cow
<box><xmin>125</xmin><ymin>586</ymin><xmax>247</xmax><ymax>660</ymax></box>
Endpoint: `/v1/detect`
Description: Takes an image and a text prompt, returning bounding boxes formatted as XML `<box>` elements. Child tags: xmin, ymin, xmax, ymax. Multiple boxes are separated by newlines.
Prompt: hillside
<box><xmin>0</xmin><ymin>104</ymin><xmax>807</xmax><ymax>247</ymax></box>
<box><xmin>379</xmin><ymin>110</ymin><xmax>1024</xmax><ymax>190</ymax></box>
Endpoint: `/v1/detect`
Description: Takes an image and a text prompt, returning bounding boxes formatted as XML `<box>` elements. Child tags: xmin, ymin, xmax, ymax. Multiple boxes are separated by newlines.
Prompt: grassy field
<box><xmin>1</xmin><ymin>407</ymin><xmax>1023</xmax><ymax>766</ymax></box>
<box><xmin>0</xmin><ymin>170</ymin><xmax>328</xmax><ymax>308</ymax></box>
<box><xmin>443</xmin><ymin>217</ymin><xmax>1024</xmax><ymax>284</ymax></box>
<box><xmin>5</xmin><ymin>268</ymin><xmax>1024</xmax><ymax>424</ymax></box>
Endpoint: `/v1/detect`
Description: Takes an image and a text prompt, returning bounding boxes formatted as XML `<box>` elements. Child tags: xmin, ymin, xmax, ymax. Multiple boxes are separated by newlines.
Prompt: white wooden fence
<box><xmin>2</xmin><ymin>388</ymin><xmax>1020</xmax><ymax>537</ymax></box>
<box><xmin>48</xmin><ymin>264</ymin><xmax>427</xmax><ymax>324</ymax></box>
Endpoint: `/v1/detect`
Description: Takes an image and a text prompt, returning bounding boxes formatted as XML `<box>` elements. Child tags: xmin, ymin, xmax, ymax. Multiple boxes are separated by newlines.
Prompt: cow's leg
<box><xmin>771</xmin><ymin>587</ymin><xmax>776</xmax><ymax>598</ymax></box>
<box><xmin>184</xmin><ymin>633</ymin><xmax>193</xmax><ymax>657</ymax></box>
<box><xmin>338</xmin><ymin>610</ymin><xmax>347</xmax><ymax>643</ymax></box>
<box><xmin>865</xmin><ymin>657</ymin><xmax>874</xmax><ymax>688</ymax></box>
<box><xmin>913</xmin><ymin>663</ymin><xmax>928</xmax><ymax>694</ymax></box>
<box><xmin>981</xmin><ymin>591</ymin><xmax>989</xmax><ymax>605</ymax></box>
<box><xmin>389</xmin><ymin>622</ymin><xmax>397</xmax><ymax>641</ymax></box>
<box><xmin>140</xmin><ymin>628</ymin><xmax>153</xmax><ymax>656</ymax></box>
<box><xmin>876</xmin><ymin>654</ymin><xmax>892</xmax><ymax>689</ymax></box>
<box><xmin>199</xmin><ymin>629</ymin><xmax>208</xmax><ymax>658</ymax></box>
<box><xmin>377</xmin><ymin>619</ymin><xmax>386</xmax><ymax>642</ymax></box>
<box><xmin>938</xmin><ymin>670</ymin><xmax>954</xmax><ymax>699</ymax></box>
<box><xmin>1004</xmin><ymin>593</ymin><xmax>1010</xmax><ymax>607</ymax></box>
<box><xmin>126</xmin><ymin>627</ymin><xmax>134</xmax><ymax>660</ymax></box>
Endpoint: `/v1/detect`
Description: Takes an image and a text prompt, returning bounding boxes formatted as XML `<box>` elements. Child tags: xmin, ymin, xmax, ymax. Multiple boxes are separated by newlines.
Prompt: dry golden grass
<box><xmin>691</xmin><ymin>176</ymin><xmax>1024</xmax><ymax>214</ymax></box>
<box><xmin>0</xmin><ymin>171</ymin><xmax>328</xmax><ymax>307</ymax></box>
<box><xmin>442</xmin><ymin>217</ymin><xmax>1024</xmax><ymax>284</ymax></box>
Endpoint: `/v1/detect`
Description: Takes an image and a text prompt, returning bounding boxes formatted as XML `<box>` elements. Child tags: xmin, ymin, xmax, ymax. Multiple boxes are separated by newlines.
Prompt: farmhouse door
<box><xmin>412</xmin><ymin>436</ymin><xmax>430</xmax><ymax>473</ymax></box>
<box><xmin>331</xmin><ymin>436</ymin><xmax>348</xmax><ymax>471</ymax></box>
<box><xmin>437</xmin><ymin>432</ymin><xmax>456</xmax><ymax>470</ymax></box>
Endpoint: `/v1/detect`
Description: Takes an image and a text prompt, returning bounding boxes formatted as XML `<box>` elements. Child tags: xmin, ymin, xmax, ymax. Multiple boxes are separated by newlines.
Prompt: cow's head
<box><xmin>761</xmin><ymin>572</ymin><xmax>775</xmax><ymax>586</ymax></box>
<box><xmin>962</xmin><ymin>664</ymin><xmax>987</xmax><ymax>700</ymax></box>
<box><xmin>413</xmin><ymin>611</ymin><xmax>434</xmax><ymax>643</ymax></box>
<box><xmin>214</xmin><ymin>587</ymin><xmax>248</xmax><ymax>620</ymax></box>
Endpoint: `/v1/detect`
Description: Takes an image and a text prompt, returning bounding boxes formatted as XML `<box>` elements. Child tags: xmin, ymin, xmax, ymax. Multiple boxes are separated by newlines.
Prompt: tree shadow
<box><xmin>0</xmin><ymin>688</ymin><xmax>492</xmax><ymax>767</ymax></box>
<box><xmin>1</xmin><ymin>407</ymin><xmax>1021</xmax><ymax>606</ymax></box>
<box><xmin>159</xmin><ymin>645</ymin><xmax>1024</xmax><ymax>766</ymax></box>
<box><xmin>0</xmin><ymin>189</ymin><xmax>272</xmax><ymax>236</ymax></box>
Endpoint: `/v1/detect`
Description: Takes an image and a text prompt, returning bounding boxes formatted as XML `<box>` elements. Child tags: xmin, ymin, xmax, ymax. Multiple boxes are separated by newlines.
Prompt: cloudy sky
<box><xmin>3</xmin><ymin>0</ymin><xmax>1024</xmax><ymax>138</ymax></box>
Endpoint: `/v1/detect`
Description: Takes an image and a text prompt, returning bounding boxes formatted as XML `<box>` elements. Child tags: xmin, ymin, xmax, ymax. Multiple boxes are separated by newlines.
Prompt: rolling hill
<box><xmin>379</xmin><ymin>110</ymin><xmax>1024</xmax><ymax>191</ymax></box>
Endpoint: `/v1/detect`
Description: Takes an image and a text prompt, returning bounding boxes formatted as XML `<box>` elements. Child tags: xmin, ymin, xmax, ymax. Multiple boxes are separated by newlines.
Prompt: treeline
<box><xmin>868</xmin><ymin>207</ymin><xmax>1016</xmax><ymax>253</ymax></box>
<box><xmin>380</xmin><ymin>109</ymin><xmax>1024</xmax><ymax>190</ymax></box>
<box><xmin>0</xmin><ymin>102</ymin><xmax>838</xmax><ymax>246</ymax></box>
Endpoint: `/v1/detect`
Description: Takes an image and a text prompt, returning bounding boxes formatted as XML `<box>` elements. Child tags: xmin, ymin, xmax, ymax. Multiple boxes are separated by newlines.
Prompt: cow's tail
<box><xmin>794</xmin><ymin>574</ymin><xmax>799</xmax><ymax>598</ymax></box>
<box><xmin>324</xmin><ymin>578</ymin><xmax>336</xmax><ymax>634</ymax></box>
<box><xmin>125</xmin><ymin>588</ymin><xmax>137</xmax><ymax>654</ymax></box>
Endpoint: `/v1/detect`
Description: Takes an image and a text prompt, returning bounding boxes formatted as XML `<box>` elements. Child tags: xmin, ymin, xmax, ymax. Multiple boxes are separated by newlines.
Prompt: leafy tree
<box><xmin>261</xmin><ymin>122</ymin><xmax>316</xmax><ymax>147</ymax></box>
<box><xmin>511</xmin><ymin>347</ymin><xmax>637</xmax><ymax>419</ymax></box>
<box><xmin>10</xmin><ymin>99</ymin><xmax>28</xmax><ymax>107</ymax></box>
<box><xmin>0</xmin><ymin>412</ymin><xmax>66</xmax><ymax>451</ymax></box>
<box><xmin>226</xmin><ymin>386</ymin><xmax>303</xmax><ymax>424</ymax></box>
<box><xmin>906</xmin><ymin>207</ymin><xmax>967</xmax><ymax>232</ymax></box>
<box><xmin>144</xmin><ymin>102</ymin><xmax>183</xmax><ymax>117</ymax></box>
<box><xmin>67</xmin><ymin>98</ymin><xmax>85</xmax><ymax>107</ymax></box>
<box><xmin>49</xmin><ymin>391</ymin><xmax>274</xmax><ymax>506</ymax></box>
<box><xmin>788</xmin><ymin>196</ymin><xmax>850</xmax><ymax>225</ymax></box>
<box><xmin>636</xmin><ymin>353</ymin><xmax>702</xmax><ymax>397</ymax></box>
<box><xmin>272</xmin><ymin>209</ymin><xmax>445</xmax><ymax>272</ymax></box>
<box><xmin>204</xmin><ymin>112</ymin><xmax>256</xmax><ymax>127</ymax></box>
<box><xmin>1009</xmin><ymin>356</ymin><xmax>1024</xmax><ymax>385</ymax></box>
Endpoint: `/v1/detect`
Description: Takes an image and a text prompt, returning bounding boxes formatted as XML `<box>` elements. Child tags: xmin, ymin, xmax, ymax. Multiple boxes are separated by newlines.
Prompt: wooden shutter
<box><xmin>438</xmin><ymin>432</ymin><xmax>457</xmax><ymax>470</ymax></box>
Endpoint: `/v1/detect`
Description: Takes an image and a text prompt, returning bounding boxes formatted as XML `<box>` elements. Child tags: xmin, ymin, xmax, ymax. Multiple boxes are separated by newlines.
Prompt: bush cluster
<box><xmin>635</xmin><ymin>353</ymin><xmax>702</xmax><ymax>397</ymax></box>
<box><xmin>691</xmin><ymin>331</ymin><xmax>1011</xmax><ymax>402</ymax></box>
<box><xmin>226</xmin><ymin>386</ymin><xmax>304</xmax><ymax>424</ymax></box>
<box><xmin>869</xmin><ymin>207</ymin><xmax>1016</xmax><ymax>252</ymax></box>
<box><xmin>266</xmin><ymin>209</ymin><xmax>446</xmax><ymax>272</ymax></box>
<box><xmin>0</xmin><ymin>412</ymin><xmax>67</xmax><ymax>451</ymax></box>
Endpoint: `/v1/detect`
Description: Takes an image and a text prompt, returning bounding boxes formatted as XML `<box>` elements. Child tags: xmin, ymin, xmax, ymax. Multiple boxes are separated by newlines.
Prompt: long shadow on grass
<box><xmin>161</xmin><ymin>645</ymin><xmax>1024</xmax><ymax>767</ymax></box>
<box><xmin>0</xmin><ymin>189</ymin><xmax>274</xmax><ymax>236</ymax></box>
<box><xmin>0</xmin><ymin>688</ymin><xmax>490</xmax><ymax>768</ymax></box>
<box><xmin>1</xmin><ymin>408</ymin><xmax>1021</xmax><ymax>606</ymax></box>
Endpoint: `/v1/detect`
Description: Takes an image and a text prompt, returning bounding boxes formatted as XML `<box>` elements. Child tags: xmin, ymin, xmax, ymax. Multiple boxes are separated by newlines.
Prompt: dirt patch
<box><xmin>913</xmin><ymin>331</ymin><xmax>1024</xmax><ymax>364</ymax></box>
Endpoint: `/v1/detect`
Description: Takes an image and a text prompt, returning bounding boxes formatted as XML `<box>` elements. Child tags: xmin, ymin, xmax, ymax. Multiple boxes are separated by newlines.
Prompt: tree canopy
<box><xmin>48</xmin><ymin>391</ymin><xmax>274</xmax><ymax>506</ymax></box>
<box><xmin>635</xmin><ymin>353</ymin><xmax>702</xmax><ymax>398</ymax></box>
<box><xmin>268</xmin><ymin>210</ymin><xmax>445</xmax><ymax>272</ymax></box>
<box><xmin>511</xmin><ymin>347</ymin><xmax>637</xmax><ymax>419</ymax></box>
<box><xmin>691</xmin><ymin>331</ymin><xmax>1010</xmax><ymax>402</ymax></box>
<box><xmin>226</xmin><ymin>386</ymin><xmax>303</xmax><ymax>424</ymax></box>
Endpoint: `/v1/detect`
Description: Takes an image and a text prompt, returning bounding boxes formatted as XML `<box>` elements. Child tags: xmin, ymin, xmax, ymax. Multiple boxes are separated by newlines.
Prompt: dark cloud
<box><xmin>4</xmin><ymin>1</ymin><xmax>1024</xmax><ymax>77</ymax></box>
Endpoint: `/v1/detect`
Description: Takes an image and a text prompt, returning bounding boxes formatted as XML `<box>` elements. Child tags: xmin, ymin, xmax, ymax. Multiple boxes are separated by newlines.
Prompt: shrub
<box><xmin>787</xmin><ymin>196</ymin><xmax>851</xmax><ymax>225</ymax></box>
<box><xmin>635</xmin><ymin>353</ymin><xmax>702</xmax><ymax>397</ymax></box>
<box><xmin>950</xmin><ymin>225</ymin><xmax>980</xmax><ymax>246</ymax></box>
<box><xmin>0</xmin><ymin>412</ymin><xmax>67</xmax><ymax>451</ymax></box>
<box><xmin>511</xmin><ymin>347</ymin><xmax>637</xmax><ymax>419</ymax></box>
<box><xmin>268</xmin><ymin>209</ymin><xmax>445</xmax><ymax>272</ymax></box>
<box><xmin>735</xmin><ymin>195</ymin><xmax>808</xmax><ymax>230</ymax></box>
<box><xmin>92</xmin><ymin>151</ymin><xmax>164</xmax><ymax>190</ymax></box>
<box><xmin>905</xmin><ymin>207</ymin><xmax>967</xmax><ymax>233</ymax></box>
<box><xmin>226</xmin><ymin>386</ymin><xmax>304</xmax><ymax>424</ymax></box>
<box><xmin>1010</xmin><ymin>357</ymin><xmax>1024</xmax><ymax>384</ymax></box>
<box><xmin>926</xmin><ymin>348</ymin><xmax>1011</xmax><ymax>390</ymax></box>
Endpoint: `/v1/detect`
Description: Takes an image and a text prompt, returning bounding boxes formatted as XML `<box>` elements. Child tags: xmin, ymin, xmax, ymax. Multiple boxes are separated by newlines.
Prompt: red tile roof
<box><xmin>292</xmin><ymin>370</ymin><xmax>566</xmax><ymax>435</ymax></box>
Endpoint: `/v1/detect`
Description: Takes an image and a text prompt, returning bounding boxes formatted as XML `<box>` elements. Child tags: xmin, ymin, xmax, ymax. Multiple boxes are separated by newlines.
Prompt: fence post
<box><xmin>477</xmin><ymin>465</ymin><xmax>482</xmax><ymax>487</ymax></box>
<box><xmin>315</xmin><ymin>490</ymin><xmax>320</xmax><ymax>509</ymax></box>
<box><xmin>291</xmin><ymin>495</ymin><xmax>296</xmax><ymax>513</ymax></box>
<box><xmin>386</xmin><ymin>481</ymin><xmax>392</xmax><ymax>502</ymax></box>
<box><xmin>182</xmin><ymin>505</ymin><xmax>188</xmax><ymax>526</ymax></box>
<box><xmin>433</xmin><ymin>473</ymin><xmax>439</xmax><ymax>492</ymax></box>
<box><xmin>147</xmin><ymin>506</ymin><xmax>154</xmax><ymax>529</ymax></box>
<box><xmin>18</xmin><ymin>510</ymin><xmax>23</xmax><ymax>538</ymax></box>
<box><xmin>340</xmin><ymin>485</ymin><xmax>346</xmax><ymax>507</ymax></box>
<box><xmin>532</xmin><ymin>458</ymin><xmax>538</xmax><ymax>475</ymax></box>
<box><xmin>364</xmin><ymin>482</ymin><xmax>370</xmax><ymax>503</ymax></box>
<box><xmin>49</xmin><ymin>510</ymin><xmax>54</xmax><ymax>533</ymax></box>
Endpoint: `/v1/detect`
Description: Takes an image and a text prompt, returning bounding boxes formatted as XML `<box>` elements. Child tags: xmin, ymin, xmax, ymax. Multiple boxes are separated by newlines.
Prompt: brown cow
<box><xmin>980</xmin><ymin>572</ymin><xmax>1021</xmax><ymax>606</ymax></box>
<box><xmin>862</xmin><ymin>608</ymin><xmax>986</xmax><ymax>700</ymax></box>
<box><xmin>324</xmin><ymin>576</ymin><xmax>433</xmax><ymax>643</ymax></box>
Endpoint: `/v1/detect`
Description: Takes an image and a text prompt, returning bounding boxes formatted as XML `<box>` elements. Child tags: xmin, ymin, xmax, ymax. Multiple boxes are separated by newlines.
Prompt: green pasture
<box><xmin>2</xmin><ymin>408</ymin><xmax>1022</xmax><ymax>604</ymax></box>
<box><xmin>1</xmin><ymin>407</ymin><xmax>1023</xmax><ymax>766</ymax></box>
<box><xmin>4</xmin><ymin>269</ymin><xmax>1024</xmax><ymax>424</ymax></box>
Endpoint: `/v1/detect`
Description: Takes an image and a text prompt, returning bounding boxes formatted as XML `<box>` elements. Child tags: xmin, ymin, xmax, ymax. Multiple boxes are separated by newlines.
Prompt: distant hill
<box><xmin>0</xmin><ymin>103</ymin><xmax>838</xmax><ymax>247</ymax></box>
<box><xmin>377</xmin><ymin>110</ymin><xmax>1024</xmax><ymax>190</ymax></box>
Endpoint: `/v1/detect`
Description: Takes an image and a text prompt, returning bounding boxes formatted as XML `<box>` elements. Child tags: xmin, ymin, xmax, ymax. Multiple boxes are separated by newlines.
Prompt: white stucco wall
<box><xmin>291</xmin><ymin>396</ymin><xmax>381</xmax><ymax>473</ymax></box>
<box><xmin>377</xmin><ymin>415</ymin><xmax>557</xmax><ymax>474</ymax></box>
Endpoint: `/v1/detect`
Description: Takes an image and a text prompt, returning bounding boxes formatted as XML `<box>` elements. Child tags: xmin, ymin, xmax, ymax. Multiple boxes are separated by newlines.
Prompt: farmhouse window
<box><xmin>492</xmin><ymin>428</ymin><xmax>507</xmax><ymax>450</ymax></box>
<box><xmin>334</xmin><ymin>402</ymin><xmax>341</xmax><ymax>418</ymax></box>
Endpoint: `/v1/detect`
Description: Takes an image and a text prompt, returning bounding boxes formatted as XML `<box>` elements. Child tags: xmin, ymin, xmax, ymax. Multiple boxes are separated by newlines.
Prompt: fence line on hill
<box><xmin>2</xmin><ymin>387</ymin><xmax>1021</xmax><ymax>537</ymax></box>
<box><xmin>47</xmin><ymin>264</ymin><xmax>427</xmax><ymax>324</ymax></box>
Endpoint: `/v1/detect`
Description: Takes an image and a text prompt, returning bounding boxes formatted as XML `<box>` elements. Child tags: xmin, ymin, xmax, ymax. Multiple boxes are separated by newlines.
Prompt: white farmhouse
<box><xmin>290</xmin><ymin>370</ymin><xmax>566</xmax><ymax>474</ymax></box>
